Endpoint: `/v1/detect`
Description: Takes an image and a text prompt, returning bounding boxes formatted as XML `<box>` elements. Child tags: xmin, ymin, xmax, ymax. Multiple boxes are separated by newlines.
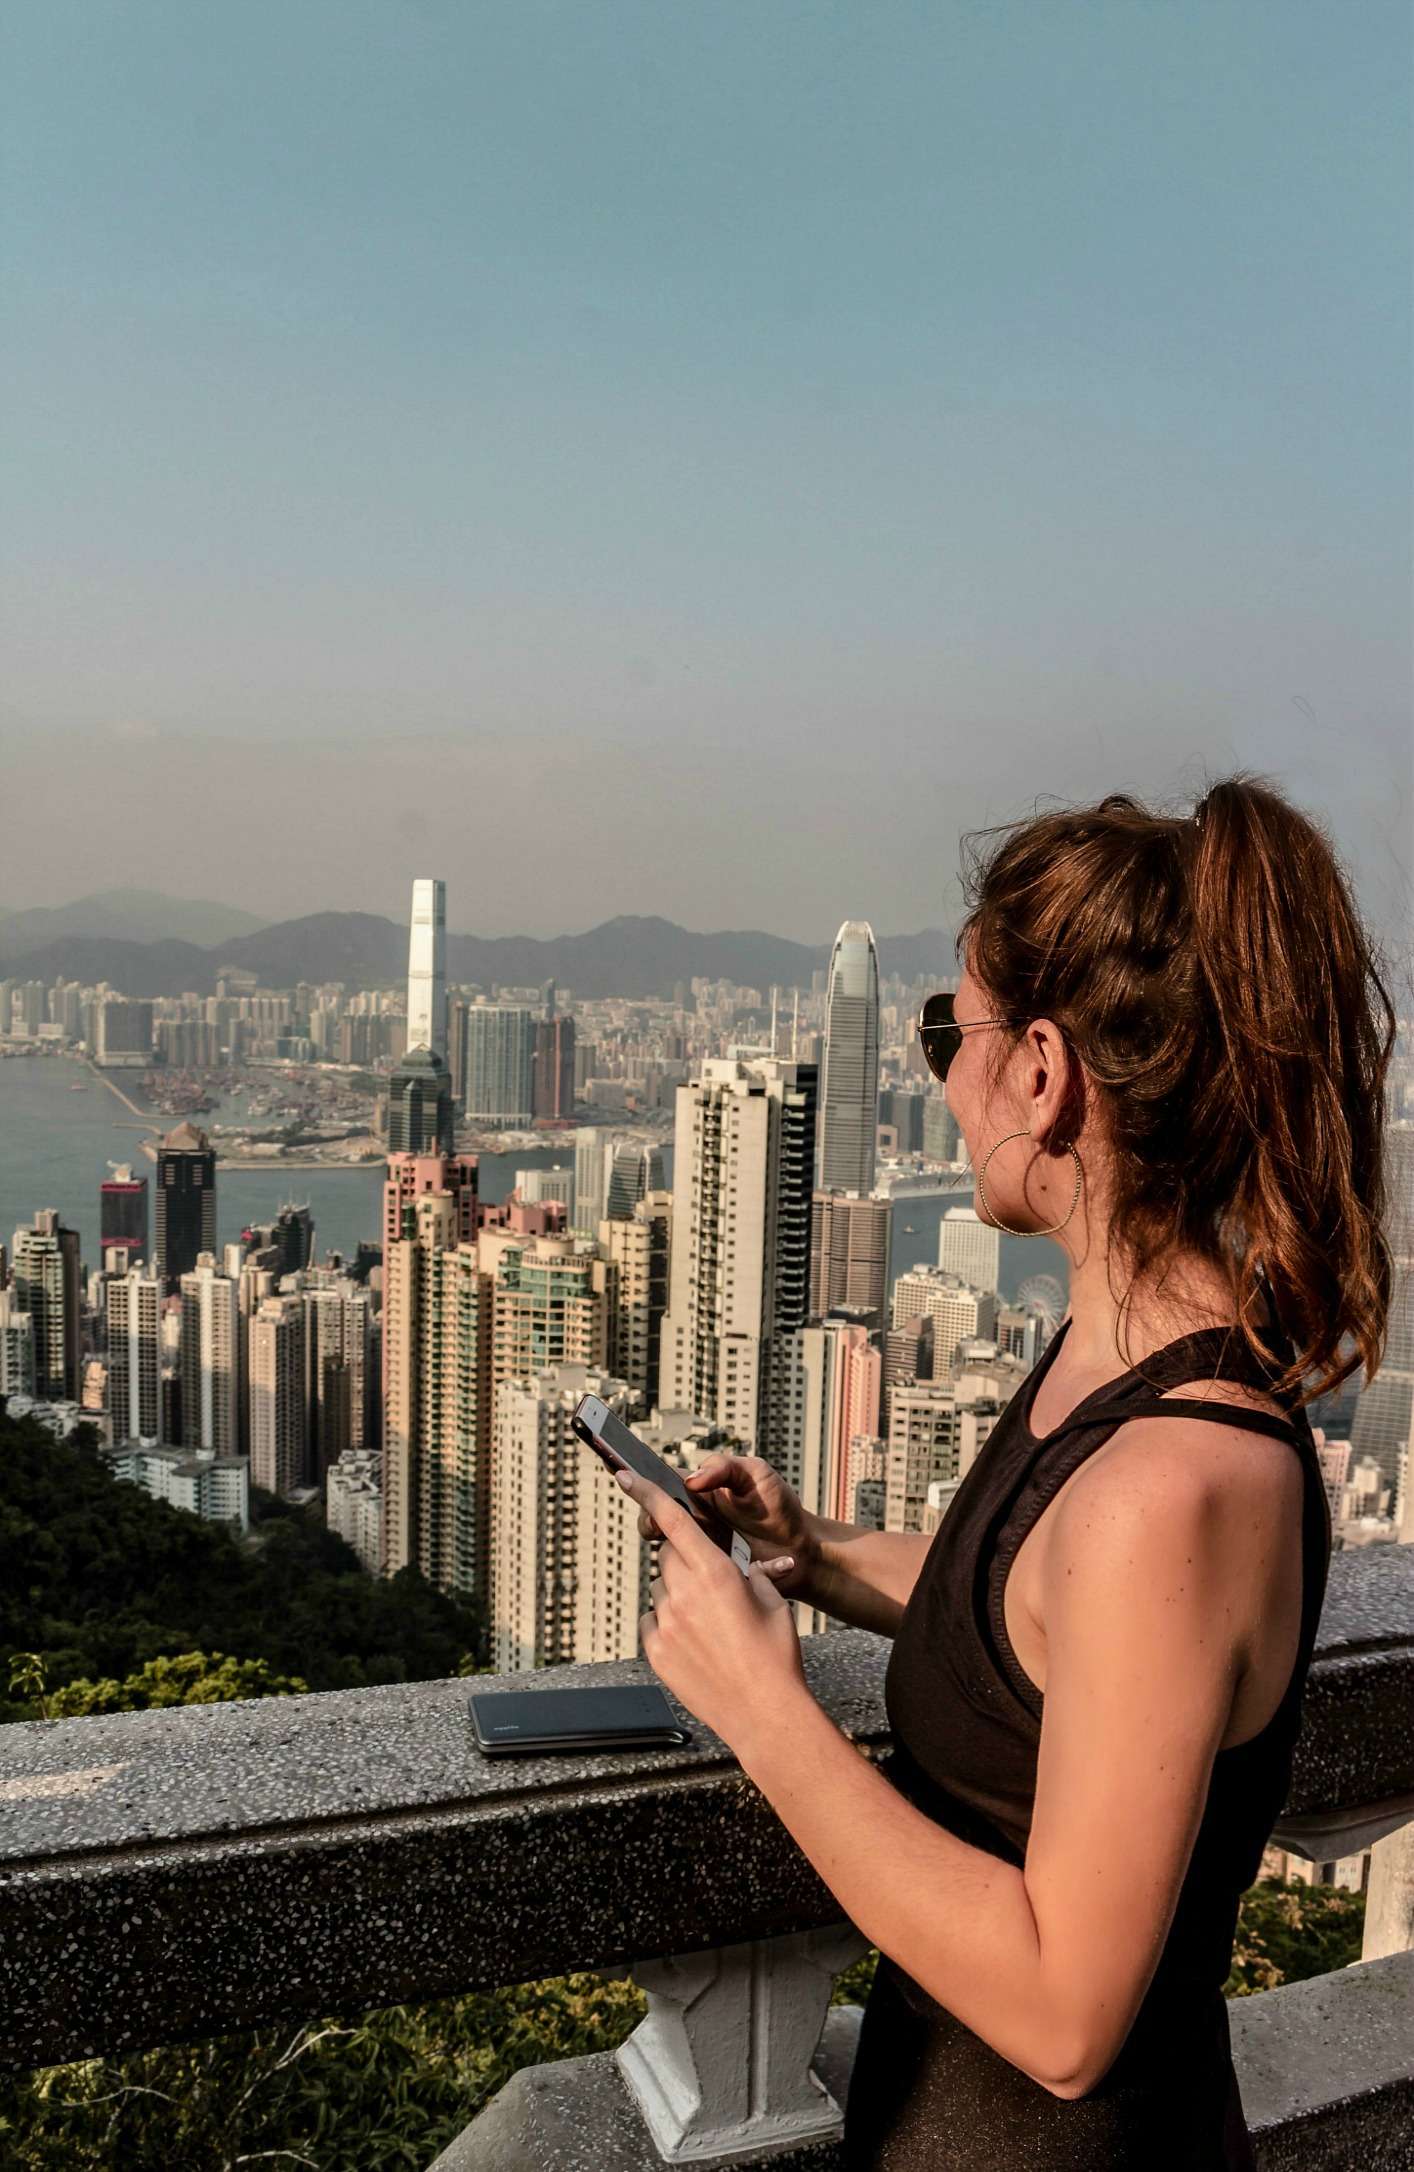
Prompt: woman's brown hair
<box><xmin>955</xmin><ymin>771</ymin><xmax>1401</xmax><ymax>1407</ymax></box>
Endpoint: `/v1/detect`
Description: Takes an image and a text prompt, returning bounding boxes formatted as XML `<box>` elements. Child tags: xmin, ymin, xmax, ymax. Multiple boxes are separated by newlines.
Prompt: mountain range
<box><xmin>0</xmin><ymin>893</ymin><xmax>954</xmax><ymax>1000</ymax></box>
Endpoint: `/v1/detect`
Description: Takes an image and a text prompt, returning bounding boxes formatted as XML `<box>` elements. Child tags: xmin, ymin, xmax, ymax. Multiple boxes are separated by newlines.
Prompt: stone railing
<box><xmin>0</xmin><ymin>1546</ymin><xmax>1411</xmax><ymax>2169</ymax></box>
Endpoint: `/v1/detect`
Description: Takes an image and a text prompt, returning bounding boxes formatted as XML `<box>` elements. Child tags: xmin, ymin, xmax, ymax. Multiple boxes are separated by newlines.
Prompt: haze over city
<box><xmin>3</xmin><ymin>1</ymin><xmax>1410</xmax><ymax>948</ymax></box>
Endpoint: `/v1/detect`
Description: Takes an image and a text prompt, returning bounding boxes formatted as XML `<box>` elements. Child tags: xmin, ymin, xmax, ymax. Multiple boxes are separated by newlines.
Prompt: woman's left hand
<box><xmin>611</xmin><ymin>1467</ymin><xmax>809</xmax><ymax>1755</ymax></box>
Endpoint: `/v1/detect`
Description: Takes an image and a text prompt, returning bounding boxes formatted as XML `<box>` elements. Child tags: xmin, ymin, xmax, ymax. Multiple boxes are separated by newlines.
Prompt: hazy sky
<box><xmin>3</xmin><ymin>2</ymin><xmax>1409</xmax><ymax>948</ymax></box>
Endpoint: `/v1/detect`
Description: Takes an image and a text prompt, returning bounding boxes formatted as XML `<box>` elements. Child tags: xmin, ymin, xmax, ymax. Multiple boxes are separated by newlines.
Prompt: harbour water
<box><xmin>0</xmin><ymin>1056</ymin><xmax>1068</xmax><ymax>1306</ymax></box>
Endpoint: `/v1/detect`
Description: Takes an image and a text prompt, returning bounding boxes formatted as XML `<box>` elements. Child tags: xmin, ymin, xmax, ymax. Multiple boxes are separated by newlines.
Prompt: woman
<box><xmin>613</xmin><ymin>772</ymin><xmax>1397</xmax><ymax>2170</ymax></box>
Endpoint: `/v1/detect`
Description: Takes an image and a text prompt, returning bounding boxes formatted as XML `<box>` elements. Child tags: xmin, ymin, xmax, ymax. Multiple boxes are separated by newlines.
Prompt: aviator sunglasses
<box><xmin>917</xmin><ymin>991</ymin><xmax>1028</xmax><ymax>1082</ymax></box>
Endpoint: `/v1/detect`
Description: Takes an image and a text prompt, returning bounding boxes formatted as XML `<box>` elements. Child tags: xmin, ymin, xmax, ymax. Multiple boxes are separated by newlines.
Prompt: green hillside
<box><xmin>0</xmin><ymin>1410</ymin><xmax>484</xmax><ymax>1720</ymax></box>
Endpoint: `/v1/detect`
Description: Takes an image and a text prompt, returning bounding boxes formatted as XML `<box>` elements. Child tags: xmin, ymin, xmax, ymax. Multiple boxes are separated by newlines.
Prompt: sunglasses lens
<box><xmin>918</xmin><ymin>993</ymin><xmax>958</xmax><ymax>1081</ymax></box>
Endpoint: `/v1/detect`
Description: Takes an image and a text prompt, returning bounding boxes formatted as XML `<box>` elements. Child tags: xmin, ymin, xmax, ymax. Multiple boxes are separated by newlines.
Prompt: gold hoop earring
<box><xmin>976</xmin><ymin>1129</ymin><xmax>1083</xmax><ymax>1236</ymax></box>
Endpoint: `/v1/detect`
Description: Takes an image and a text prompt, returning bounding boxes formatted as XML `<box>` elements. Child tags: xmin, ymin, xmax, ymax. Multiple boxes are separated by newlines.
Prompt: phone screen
<box><xmin>572</xmin><ymin>1397</ymin><xmax>752</xmax><ymax>1575</ymax></box>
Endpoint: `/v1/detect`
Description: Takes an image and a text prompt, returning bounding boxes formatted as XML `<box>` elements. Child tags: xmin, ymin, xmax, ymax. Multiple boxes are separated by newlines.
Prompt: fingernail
<box><xmin>765</xmin><ymin>1556</ymin><xmax>794</xmax><ymax>1573</ymax></box>
<box><xmin>614</xmin><ymin>1470</ymin><xmax>633</xmax><ymax>1490</ymax></box>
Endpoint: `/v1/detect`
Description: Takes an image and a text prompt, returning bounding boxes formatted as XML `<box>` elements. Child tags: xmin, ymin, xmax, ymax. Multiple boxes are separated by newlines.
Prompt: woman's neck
<box><xmin>1059</xmin><ymin>1248</ymin><xmax>1267</xmax><ymax>1375</ymax></box>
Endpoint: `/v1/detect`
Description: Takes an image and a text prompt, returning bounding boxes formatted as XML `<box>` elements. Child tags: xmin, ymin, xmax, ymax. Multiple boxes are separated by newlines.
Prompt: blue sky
<box><xmin>3</xmin><ymin>1</ymin><xmax>1409</xmax><ymax>947</ymax></box>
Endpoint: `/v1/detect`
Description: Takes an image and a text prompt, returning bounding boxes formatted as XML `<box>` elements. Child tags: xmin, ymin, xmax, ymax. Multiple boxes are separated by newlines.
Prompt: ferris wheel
<box><xmin>1016</xmin><ymin>1272</ymin><xmax>1066</xmax><ymax>1331</ymax></box>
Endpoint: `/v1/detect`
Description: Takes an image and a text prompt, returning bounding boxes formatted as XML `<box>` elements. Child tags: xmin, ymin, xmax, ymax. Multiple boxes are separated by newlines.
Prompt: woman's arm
<box><xmin>793</xmin><ymin>1515</ymin><xmax>934</xmax><ymax>1637</ymax></box>
<box><xmin>734</xmin><ymin>1428</ymin><xmax>1245</xmax><ymax>2098</ymax></box>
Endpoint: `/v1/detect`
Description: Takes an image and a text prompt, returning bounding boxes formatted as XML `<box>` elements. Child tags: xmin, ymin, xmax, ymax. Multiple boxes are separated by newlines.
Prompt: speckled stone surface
<box><xmin>1234</xmin><ymin>1947</ymin><xmax>1414</xmax><ymax>2171</ymax></box>
<box><xmin>0</xmin><ymin>1549</ymin><xmax>1410</xmax><ymax>2075</ymax></box>
<box><xmin>0</xmin><ymin>1633</ymin><xmax>891</xmax><ymax>2071</ymax></box>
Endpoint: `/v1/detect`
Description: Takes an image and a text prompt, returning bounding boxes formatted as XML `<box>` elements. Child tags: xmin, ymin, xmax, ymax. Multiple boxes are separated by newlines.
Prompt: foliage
<box><xmin>0</xmin><ymin>1408</ymin><xmax>485</xmax><ymax>1719</ymax></box>
<box><xmin>0</xmin><ymin>1876</ymin><xmax>1366</xmax><ymax>2165</ymax></box>
<box><xmin>0</xmin><ymin>1973</ymin><xmax>649</xmax><ymax>2171</ymax></box>
<box><xmin>1223</xmin><ymin>1875</ymin><xmax>1365</xmax><ymax>1995</ymax></box>
<box><xmin>23</xmin><ymin>1651</ymin><xmax>309</xmax><ymax>1717</ymax></box>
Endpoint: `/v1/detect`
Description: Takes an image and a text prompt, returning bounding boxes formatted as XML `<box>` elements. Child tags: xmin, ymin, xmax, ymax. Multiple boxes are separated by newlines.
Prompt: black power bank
<box><xmin>469</xmin><ymin>1682</ymin><xmax>693</xmax><ymax>1755</ymax></box>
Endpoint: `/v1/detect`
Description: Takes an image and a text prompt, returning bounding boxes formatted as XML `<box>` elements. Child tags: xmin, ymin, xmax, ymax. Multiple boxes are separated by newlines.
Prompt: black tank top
<box><xmin>843</xmin><ymin>1310</ymin><xmax>1332</xmax><ymax>2171</ymax></box>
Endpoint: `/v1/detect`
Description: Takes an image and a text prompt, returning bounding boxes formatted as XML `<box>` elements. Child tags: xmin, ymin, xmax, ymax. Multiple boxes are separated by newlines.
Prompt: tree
<box><xmin>41</xmin><ymin>1652</ymin><xmax>309</xmax><ymax>1718</ymax></box>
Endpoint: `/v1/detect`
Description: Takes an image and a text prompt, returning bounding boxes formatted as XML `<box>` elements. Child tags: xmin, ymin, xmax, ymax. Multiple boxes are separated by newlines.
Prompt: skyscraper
<box><xmin>302</xmin><ymin>1278</ymin><xmax>374</xmax><ymax>1471</ymax></box>
<box><xmin>490</xmin><ymin>1365</ymin><xmax>646</xmax><ymax>1673</ymax></box>
<box><xmin>101</xmin><ymin>1164</ymin><xmax>149</xmax><ymax>1264</ymax></box>
<box><xmin>249</xmin><ymin>1295</ymin><xmax>308</xmax><ymax>1496</ymax></box>
<box><xmin>601</xmin><ymin>1192</ymin><xmax>672</xmax><ymax>1405</ymax></box>
<box><xmin>386</xmin><ymin>878</ymin><xmax>455</xmax><ymax>1154</ymax></box>
<box><xmin>604</xmin><ymin>1142</ymin><xmax>666</xmax><ymax>1220</ymax></box>
<box><xmin>11</xmin><ymin>1209</ymin><xmax>82</xmax><ymax>1401</ymax></box>
<box><xmin>106</xmin><ymin>1265</ymin><xmax>163</xmax><ymax>1442</ymax></box>
<box><xmin>381</xmin><ymin>1153</ymin><xmax>484</xmax><ymax>1593</ymax></box>
<box><xmin>406</xmin><ymin>876</ymin><xmax>447</xmax><ymax>1057</ymax></box>
<box><xmin>809</xmin><ymin>1191</ymin><xmax>890</xmax><ymax>1329</ymax></box>
<box><xmin>463</xmin><ymin>1002</ymin><xmax>536</xmax><ymax>1124</ymax></box>
<box><xmin>155</xmin><ymin>1123</ymin><xmax>217</xmax><ymax>1281</ymax></box>
<box><xmin>178</xmin><ymin>1253</ymin><xmax>239</xmax><ymax>1456</ymax></box>
<box><xmin>817</xmin><ymin>921</ymin><xmax>880</xmax><ymax>1196</ymax></box>
<box><xmin>658</xmin><ymin>1057</ymin><xmax>828</xmax><ymax>1496</ymax></box>
<box><xmin>531</xmin><ymin>1014</ymin><xmax>577</xmax><ymax>1121</ymax></box>
<box><xmin>938</xmin><ymin>1205</ymin><xmax>1001</xmax><ymax>1296</ymax></box>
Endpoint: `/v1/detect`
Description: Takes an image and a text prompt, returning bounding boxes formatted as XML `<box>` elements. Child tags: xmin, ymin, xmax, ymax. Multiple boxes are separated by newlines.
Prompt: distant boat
<box><xmin>69</xmin><ymin>1083</ymin><xmax>89</xmax><ymax>1092</ymax></box>
<box><xmin>902</xmin><ymin>1222</ymin><xmax>916</xmax><ymax>1233</ymax></box>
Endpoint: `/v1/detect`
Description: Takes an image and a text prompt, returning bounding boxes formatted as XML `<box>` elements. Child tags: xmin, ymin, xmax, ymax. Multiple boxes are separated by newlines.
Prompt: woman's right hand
<box><xmin>634</xmin><ymin>1452</ymin><xmax>819</xmax><ymax>1598</ymax></box>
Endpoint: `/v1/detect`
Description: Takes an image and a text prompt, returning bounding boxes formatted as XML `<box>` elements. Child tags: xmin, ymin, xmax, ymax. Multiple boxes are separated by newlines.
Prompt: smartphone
<box><xmin>572</xmin><ymin>1394</ymin><xmax>753</xmax><ymax>1577</ymax></box>
<box><xmin>469</xmin><ymin>1682</ymin><xmax>692</xmax><ymax>1755</ymax></box>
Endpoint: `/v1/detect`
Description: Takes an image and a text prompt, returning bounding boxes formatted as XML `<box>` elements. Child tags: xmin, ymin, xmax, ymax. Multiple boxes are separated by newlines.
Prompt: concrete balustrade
<box><xmin>0</xmin><ymin>1546</ymin><xmax>1410</xmax><ymax>2167</ymax></box>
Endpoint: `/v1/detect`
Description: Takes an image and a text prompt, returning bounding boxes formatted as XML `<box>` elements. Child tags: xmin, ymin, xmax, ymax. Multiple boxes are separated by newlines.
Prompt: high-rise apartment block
<box><xmin>884</xmin><ymin>1374</ymin><xmax>1007</xmax><ymax>1533</ymax></box>
<box><xmin>302</xmin><ymin>1278</ymin><xmax>374</xmax><ymax>1471</ymax></box>
<box><xmin>820</xmin><ymin>1315</ymin><xmax>883</xmax><ymax>1524</ymax></box>
<box><xmin>327</xmin><ymin>1449</ymin><xmax>383</xmax><ymax>1573</ymax></box>
<box><xmin>249</xmin><ymin>1295</ymin><xmax>308</xmax><ymax>1496</ymax></box>
<box><xmin>658</xmin><ymin>1057</ymin><xmax>830</xmax><ymax>1504</ymax></box>
<box><xmin>599</xmin><ymin>1192</ymin><xmax>672</xmax><ymax>1407</ymax></box>
<box><xmin>155</xmin><ymin>1123</ymin><xmax>217</xmax><ymax>1281</ymax></box>
<box><xmin>482</xmin><ymin>1226</ymin><xmax>608</xmax><ymax>1391</ymax></box>
<box><xmin>463</xmin><ymin>1002</ymin><xmax>537</xmax><ymax>1124</ymax></box>
<box><xmin>381</xmin><ymin>1154</ymin><xmax>485</xmax><ymax>1595</ymax></box>
<box><xmin>178</xmin><ymin>1253</ymin><xmax>239</xmax><ymax>1456</ymax></box>
<box><xmin>890</xmin><ymin>1267</ymin><xmax>999</xmax><ymax>1375</ymax></box>
<box><xmin>95</xmin><ymin>997</ymin><xmax>154</xmax><ymax>1067</ymax></box>
<box><xmin>106</xmin><ymin>1265</ymin><xmax>163</xmax><ymax>1443</ymax></box>
<box><xmin>11</xmin><ymin>1209</ymin><xmax>82</xmax><ymax>1401</ymax></box>
<box><xmin>0</xmin><ymin>1287</ymin><xmax>36</xmax><ymax>1397</ymax></box>
<box><xmin>489</xmin><ymin>1365</ymin><xmax>648</xmax><ymax>1673</ymax></box>
<box><xmin>531</xmin><ymin>1015</ymin><xmax>577</xmax><ymax>1121</ymax></box>
<box><xmin>817</xmin><ymin>921</ymin><xmax>880</xmax><ymax>1195</ymax></box>
<box><xmin>810</xmin><ymin>1191</ymin><xmax>890</xmax><ymax>1328</ymax></box>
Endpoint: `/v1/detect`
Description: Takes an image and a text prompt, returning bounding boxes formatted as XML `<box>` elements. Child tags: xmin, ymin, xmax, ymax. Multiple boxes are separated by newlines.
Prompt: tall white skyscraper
<box><xmin>406</xmin><ymin>876</ymin><xmax>447</xmax><ymax>1057</ymax></box>
<box><xmin>938</xmin><ymin>1205</ymin><xmax>1001</xmax><ymax>1296</ymax></box>
<box><xmin>106</xmin><ymin>1266</ymin><xmax>163</xmax><ymax>1443</ymax></box>
<box><xmin>178</xmin><ymin>1253</ymin><xmax>240</xmax><ymax>1456</ymax></box>
<box><xmin>818</xmin><ymin>921</ymin><xmax>880</xmax><ymax>1195</ymax></box>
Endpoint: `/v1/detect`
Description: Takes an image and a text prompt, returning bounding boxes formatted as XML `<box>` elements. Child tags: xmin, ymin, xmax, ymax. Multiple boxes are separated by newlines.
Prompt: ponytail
<box><xmin>958</xmin><ymin>770</ymin><xmax>1399</xmax><ymax>1404</ymax></box>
